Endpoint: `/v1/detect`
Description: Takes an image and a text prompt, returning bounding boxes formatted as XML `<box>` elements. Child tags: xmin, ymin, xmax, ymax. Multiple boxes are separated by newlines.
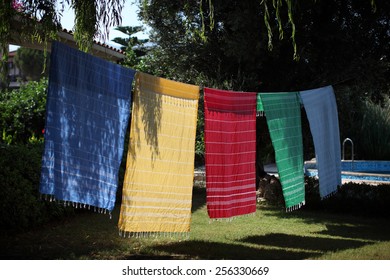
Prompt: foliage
<box><xmin>136</xmin><ymin>0</ymin><xmax>389</xmax><ymax>162</ymax></box>
<box><xmin>112</xmin><ymin>26</ymin><xmax>149</xmax><ymax>51</ymax></box>
<box><xmin>137</xmin><ymin>0</ymin><xmax>389</xmax><ymax>91</ymax></box>
<box><xmin>71</xmin><ymin>0</ymin><xmax>125</xmax><ymax>51</ymax></box>
<box><xmin>304</xmin><ymin>176</ymin><xmax>390</xmax><ymax>217</ymax></box>
<box><xmin>329</xmin><ymin>182</ymin><xmax>390</xmax><ymax>217</ymax></box>
<box><xmin>0</xmin><ymin>0</ymin><xmax>125</xmax><ymax>87</ymax></box>
<box><xmin>0</xmin><ymin>143</ymin><xmax>74</xmax><ymax>230</ymax></box>
<box><xmin>140</xmin><ymin>0</ymin><xmax>375</xmax><ymax>61</ymax></box>
<box><xmin>0</xmin><ymin>78</ymin><xmax>47</xmax><ymax>144</ymax></box>
<box><xmin>1</xmin><ymin>0</ymin><xmax>383</xmax><ymax>88</ymax></box>
<box><xmin>112</xmin><ymin>25</ymin><xmax>149</xmax><ymax>69</ymax></box>
<box><xmin>72</xmin><ymin>0</ymin><xmax>98</xmax><ymax>52</ymax></box>
<box><xmin>260</xmin><ymin>0</ymin><xmax>298</xmax><ymax>59</ymax></box>
<box><xmin>194</xmin><ymin>90</ymin><xmax>205</xmax><ymax>166</ymax></box>
<box><xmin>14</xmin><ymin>47</ymin><xmax>47</xmax><ymax>81</ymax></box>
<box><xmin>356</xmin><ymin>98</ymin><xmax>390</xmax><ymax>160</ymax></box>
<box><xmin>334</xmin><ymin>84</ymin><xmax>365</xmax><ymax>149</ymax></box>
<box><xmin>335</xmin><ymin>84</ymin><xmax>390</xmax><ymax>160</ymax></box>
<box><xmin>0</xmin><ymin>1</ymin><xmax>13</xmax><ymax>88</ymax></box>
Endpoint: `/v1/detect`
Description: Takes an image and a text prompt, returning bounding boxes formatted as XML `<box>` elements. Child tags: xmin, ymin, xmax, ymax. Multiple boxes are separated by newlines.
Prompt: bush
<box><xmin>357</xmin><ymin>99</ymin><xmax>390</xmax><ymax>160</ymax></box>
<box><xmin>304</xmin><ymin>176</ymin><xmax>390</xmax><ymax>217</ymax></box>
<box><xmin>0</xmin><ymin>143</ymin><xmax>73</xmax><ymax>230</ymax></box>
<box><xmin>0</xmin><ymin>78</ymin><xmax>47</xmax><ymax>144</ymax></box>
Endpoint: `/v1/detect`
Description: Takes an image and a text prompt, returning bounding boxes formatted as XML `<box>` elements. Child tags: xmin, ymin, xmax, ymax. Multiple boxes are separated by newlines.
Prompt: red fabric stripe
<box><xmin>204</xmin><ymin>87</ymin><xmax>257</xmax><ymax>219</ymax></box>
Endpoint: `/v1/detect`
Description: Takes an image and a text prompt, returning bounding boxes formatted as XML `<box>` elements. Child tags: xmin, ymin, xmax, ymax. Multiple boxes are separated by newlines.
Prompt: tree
<box><xmin>2</xmin><ymin>0</ymin><xmax>348</xmax><ymax>88</ymax></box>
<box><xmin>137</xmin><ymin>0</ymin><xmax>388</xmax><ymax>92</ymax></box>
<box><xmin>0</xmin><ymin>78</ymin><xmax>47</xmax><ymax>144</ymax></box>
<box><xmin>14</xmin><ymin>47</ymin><xmax>47</xmax><ymax>81</ymax></box>
<box><xmin>136</xmin><ymin>0</ymin><xmax>389</xmax><ymax>162</ymax></box>
<box><xmin>1</xmin><ymin>0</ymin><xmax>125</xmax><ymax>88</ymax></box>
<box><xmin>112</xmin><ymin>26</ymin><xmax>149</xmax><ymax>68</ymax></box>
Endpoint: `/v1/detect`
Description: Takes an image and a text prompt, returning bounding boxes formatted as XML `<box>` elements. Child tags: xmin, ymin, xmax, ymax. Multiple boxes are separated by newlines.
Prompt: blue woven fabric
<box><xmin>40</xmin><ymin>41</ymin><xmax>135</xmax><ymax>212</ymax></box>
<box><xmin>300</xmin><ymin>86</ymin><xmax>342</xmax><ymax>198</ymax></box>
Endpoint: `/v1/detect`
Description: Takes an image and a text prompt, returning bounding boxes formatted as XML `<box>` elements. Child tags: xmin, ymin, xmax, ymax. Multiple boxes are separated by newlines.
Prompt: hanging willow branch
<box><xmin>72</xmin><ymin>0</ymin><xmax>97</xmax><ymax>52</ymax></box>
<box><xmin>94</xmin><ymin>0</ymin><xmax>125</xmax><ymax>42</ymax></box>
<box><xmin>274</xmin><ymin>0</ymin><xmax>284</xmax><ymax>40</ymax></box>
<box><xmin>208</xmin><ymin>0</ymin><xmax>214</xmax><ymax>31</ymax></box>
<box><xmin>261</xmin><ymin>0</ymin><xmax>298</xmax><ymax>60</ymax></box>
<box><xmin>371</xmin><ymin>0</ymin><xmax>376</xmax><ymax>12</ymax></box>
<box><xmin>286</xmin><ymin>0</ymin><xmax>298</xmax><ymax>60</ymax></box>
<box><xmin>72</xmin><ymin>0</ymin><xmax>124</xmax><ymax>52</ymax></box>
<box><xmin>198</xmin><ymin>0</ymin><xmax>215</xmax><ymax>41</ymax></box>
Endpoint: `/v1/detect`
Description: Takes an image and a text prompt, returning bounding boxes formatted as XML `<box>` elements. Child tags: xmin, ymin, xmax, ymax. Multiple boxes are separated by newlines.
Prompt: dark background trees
<box><xmin>14</xmin><ymin>47</ymin><xmax>46</xmax><ymax>81</ymax></box>
<box><xmin>136</xmin><ymin>0</ymin><xmax>389</xmax><ymax>93</ymax></box>
<box><xmin>131</xmin><ymin>0</ymin><xmax>389</xmax><ymax>161</ymax></box>
<box><xmin>1</xmin><ymin>0</ymin><xmax>389</xmax><ymax>160</ymax></box>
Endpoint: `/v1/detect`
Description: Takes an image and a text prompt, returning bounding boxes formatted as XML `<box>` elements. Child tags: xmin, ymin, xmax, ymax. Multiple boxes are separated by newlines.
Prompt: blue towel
<box><xmin>300</xmin><ymin>86</ymin><xmax>342</xmax><ymax>198</ymax></box>
<box><xmin>40</xmin><ymin>41</ymin><xmax>135</xmax><ymax>213</ymax></box>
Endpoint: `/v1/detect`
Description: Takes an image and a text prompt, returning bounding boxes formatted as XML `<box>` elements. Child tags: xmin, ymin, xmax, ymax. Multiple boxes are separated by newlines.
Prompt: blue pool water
<box><xmin>305</xmin><ymin>160</ymin><xmax>390</xmax><ymax>183</ymax></box>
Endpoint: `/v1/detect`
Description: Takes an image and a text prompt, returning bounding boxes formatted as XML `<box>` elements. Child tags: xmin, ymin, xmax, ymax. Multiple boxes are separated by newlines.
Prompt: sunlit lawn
<box><xmin>1</xmin><ymin>187</ymin><xmax>390</xmax><ymax>260</ymax></box>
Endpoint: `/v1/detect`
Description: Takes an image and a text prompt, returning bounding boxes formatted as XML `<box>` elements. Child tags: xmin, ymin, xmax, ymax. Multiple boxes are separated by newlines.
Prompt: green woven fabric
<box><xmin>259</xmin><ymin>92</ymin><xmax>305</xmax><ymax>210</ymax></box>
<box><xmin>256</xmin><ymin>94</ymin><xmax>264</xmax><ymax>112</ymax></box>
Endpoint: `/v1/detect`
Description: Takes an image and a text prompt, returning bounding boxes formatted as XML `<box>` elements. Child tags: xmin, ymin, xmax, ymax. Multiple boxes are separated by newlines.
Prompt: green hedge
<box><xmin>0</xmin><ymin>143</ymin><xmax>73</xmax><ymax>231</ymax></box>
<box><xmin>304</xmin><ymin>177</ymin><xmax>390</xmax><ymax>217</ymax></box>
<box><xmin>356</xmin><ymin>99</ymin><xmax>390</xmax><ymax>160</ymax></box>
<box><xmin>0</xmin><ymin>79</ymin><xmax>47</xmax><ymax>144</ymax></box>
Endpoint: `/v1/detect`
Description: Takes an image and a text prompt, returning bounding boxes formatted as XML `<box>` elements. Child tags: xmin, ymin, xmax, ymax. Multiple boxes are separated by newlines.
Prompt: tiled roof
<box><xmin>8</xmin><ymin>15</ymin><xmax>126</xmax><ymax>62</ymax></box>
<box><xmin>61</xmin><ymin>28</ymin><xmax>125</xmax><ymax>55</ymax></box>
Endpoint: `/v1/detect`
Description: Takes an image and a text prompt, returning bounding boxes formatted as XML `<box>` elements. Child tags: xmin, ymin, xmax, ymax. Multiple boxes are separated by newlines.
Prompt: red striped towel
<box><xmin>204</xmin><ymin>88</ymin><xmax>257</xmax><ymax>219</ymax></box>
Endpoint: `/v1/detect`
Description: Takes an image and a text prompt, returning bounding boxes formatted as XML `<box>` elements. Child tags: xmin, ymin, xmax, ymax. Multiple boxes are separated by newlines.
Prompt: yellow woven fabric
<box><xmin>118</xmin><ymin>73</ymin><xmax>199</xmax><ymax>235</ymax></box>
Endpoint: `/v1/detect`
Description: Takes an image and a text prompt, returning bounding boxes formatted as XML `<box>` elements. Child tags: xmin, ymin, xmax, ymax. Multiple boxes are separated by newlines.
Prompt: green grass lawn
<box><xmin>1</xmin><ymin>186</ymin><xmax>390</xmax><ymax>260</ymax></box>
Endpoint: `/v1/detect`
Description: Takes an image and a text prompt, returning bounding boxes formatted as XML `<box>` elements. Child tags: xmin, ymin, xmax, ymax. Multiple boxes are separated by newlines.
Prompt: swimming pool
<box><xmin>304</xmin><ymin>160</ymin><xmax>390</xmax><ymax>183</ymax></box>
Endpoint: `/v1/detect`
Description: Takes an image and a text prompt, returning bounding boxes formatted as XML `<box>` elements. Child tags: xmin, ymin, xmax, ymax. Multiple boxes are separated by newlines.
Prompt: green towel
<box><xmin>257</xmin><ymin>94</ymin><xmax>264</xmax><ymax>113</ymax></box>
<box><xmin>259</xmin><ymin>92</ymin><xmax>305</xmax><ymax>211</ymax></box>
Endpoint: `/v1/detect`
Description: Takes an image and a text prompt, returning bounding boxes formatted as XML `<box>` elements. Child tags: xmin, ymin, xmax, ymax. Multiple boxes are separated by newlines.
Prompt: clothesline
<box><xmin>180</xmin><ymin>75</ymin><xmax>355</xmax><ymax>100</ymax></box>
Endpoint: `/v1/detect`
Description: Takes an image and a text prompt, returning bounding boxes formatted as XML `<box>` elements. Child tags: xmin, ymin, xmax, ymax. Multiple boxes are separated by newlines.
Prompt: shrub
<box><xmin>357</xmin><ymin>99</ymin><xmax>390</xmax><ymax>160</ymax></box>
<box><xmin>0</xmin><ymin>143</ymin><xmax>73</xmax><ymax>230</ymax></box>
<box><xmin>0</xmin><ymin>78</ymin><xmax>47</xmax><ymax>144</ymax></box>
<box><xmin>304</xmin><ymin>176</ymin><xmax>390</xmax><ymax>217</ymax></box>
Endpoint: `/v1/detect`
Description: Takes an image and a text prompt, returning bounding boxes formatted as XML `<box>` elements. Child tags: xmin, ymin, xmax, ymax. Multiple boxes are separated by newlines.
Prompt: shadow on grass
<box><xmin>3</xmin><ymin>189</ymin><xmax>389</xmax><ymax>260</ymax></box>
<box><xmin>151</xmin><ymin>230</ymin><xmax>375</xmax><ymax>260</ymax></box>
<box><xmin>151</xmin><ymin>240</ymin><xmax>319</xmax><ymax>260</ymax></box>
<box><xmin>317</xmin><ymin>223</ymin><xmax>390</xmax><ymax>242</ymax></box>
<box><xmin>258</xmin><ymin>203</ymin><xmax>390</xmax><ymax>242</ymax></box>
<box><xmin>239</xmin><ymin>233</ymin><xmax>373</xmax><ymax>253</ymax></box>
<box><xmin>192</xmin><ymin>186</ymin><xmax>206</xmax><ymax>213</ymax></box>
<box><xmin>0</xmin><ymin>208</ymin><xmax>121</xmax><ymax>260</ymax></box>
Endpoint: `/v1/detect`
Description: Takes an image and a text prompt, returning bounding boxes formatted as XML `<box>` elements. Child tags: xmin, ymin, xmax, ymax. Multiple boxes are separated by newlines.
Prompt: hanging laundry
<box><xmin>39</xmin><ymin>41</ymin><xmax>135</xmax><ymax>214</ymax></box>
<box><xmin>118</xmin><ymin>72</ymin><xmax>199</xmax><ymax>237</ymax></box>
<box><xmin>300</xmin><ymin>86</ymin><xmax>342</xmax><ymax>198</ymax></box>
<box><xmin>204</xmin><ymin>88</ymin><xmax>257</xmax><ymax>220</ymax></box>
<box><xmin>259</xmin><ymin>92</ymin><xmax>305</xmax><ymax>211</ymax></box>
<box><xmin>256</xmin><ymin>93</ymin><xmax>264</xmax><ymax>114</ymax></box>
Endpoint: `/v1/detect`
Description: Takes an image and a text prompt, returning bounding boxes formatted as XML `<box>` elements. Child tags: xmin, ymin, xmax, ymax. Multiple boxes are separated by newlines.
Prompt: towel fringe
<box><xmin>209</xmin><ymin>212</ymin><xmax>256</xmax><ymax>222</ymax></box>
<box><xmin>41</xmin><ymin>194</ymin><xmax>112</xmax><ymax>218</ymax></box>
<box><xmin>286</xmin><ymin>200</ymin><xmax>305</xmax><ymax>212</ymax></box>
<box><xmin>118</xmin><ymin>230</ymin><xmax>190</xmax><ymax>240</ymax></box>
<box><xmin>321</xmin><ymin>190</ymin><xmax>338</xmax><ymax>200</ymax></box>
<box><xmin>256</xmin><ymin>111</ymin><xmax>266</xmax><ymax>117</ymax></box>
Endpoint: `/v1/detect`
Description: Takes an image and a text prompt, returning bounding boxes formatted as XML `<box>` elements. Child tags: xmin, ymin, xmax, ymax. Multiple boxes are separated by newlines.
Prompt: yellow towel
<box><xmin>118</xmin><ymin>72</ymin><xmax>199</xmax><ymax>236</ymax></box>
